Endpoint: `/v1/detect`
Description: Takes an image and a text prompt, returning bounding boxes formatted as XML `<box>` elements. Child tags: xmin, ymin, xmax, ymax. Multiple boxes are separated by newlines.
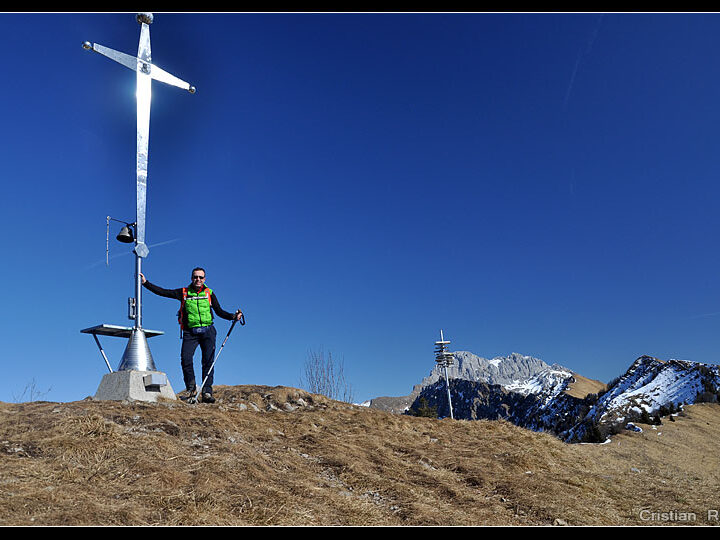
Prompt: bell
<box><xmin>116</xmin><ymin>225</ymin><xmax>135</xmax><ymax>243</ymax></box>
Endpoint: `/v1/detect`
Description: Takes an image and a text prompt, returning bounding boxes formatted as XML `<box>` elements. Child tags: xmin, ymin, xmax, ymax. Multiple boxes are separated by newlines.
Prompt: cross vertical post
<box><xmin>82</xmin><ymin>13</ymin><xmax>196</xmax><ymax>372</ymax></box>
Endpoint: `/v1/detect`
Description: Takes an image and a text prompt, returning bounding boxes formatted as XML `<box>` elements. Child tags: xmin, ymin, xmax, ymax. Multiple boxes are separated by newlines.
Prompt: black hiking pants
<box><xmin>180</xmin><ymin>324</ymin><xmax>217</xmax><ymax>393</ymax></box>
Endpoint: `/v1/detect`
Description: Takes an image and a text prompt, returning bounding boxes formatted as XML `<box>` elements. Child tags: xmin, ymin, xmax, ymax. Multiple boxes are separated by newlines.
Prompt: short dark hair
<box><xmin>191</xmin><ymin>267</ymin><xmax>206</xmax><ymax>277</ymax></box>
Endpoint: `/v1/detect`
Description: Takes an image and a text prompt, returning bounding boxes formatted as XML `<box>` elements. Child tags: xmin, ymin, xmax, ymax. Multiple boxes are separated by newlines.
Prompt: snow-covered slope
<box><xmin>505</xmin><ymin>366</ymin><xmax>573</xmax><ymax>398</ymax></box>
<box><xmin>563</xmin><ymin>355</ymin><xmax>720</xmax><ymax>442</ymax></box>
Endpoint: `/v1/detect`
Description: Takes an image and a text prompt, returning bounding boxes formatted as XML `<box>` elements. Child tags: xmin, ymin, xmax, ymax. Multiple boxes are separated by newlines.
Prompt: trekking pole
<box><xmin>189</xmin><ymin>312</ymin><xmax>244</xmax><ymax>404</ymax></box>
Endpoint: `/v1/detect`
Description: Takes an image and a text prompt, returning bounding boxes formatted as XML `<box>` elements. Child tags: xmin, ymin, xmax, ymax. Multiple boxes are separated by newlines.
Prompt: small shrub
<box><xmin>410</xmin><ymin>398</ymin><xmax>438</xmax><ymax>419</ymax></box>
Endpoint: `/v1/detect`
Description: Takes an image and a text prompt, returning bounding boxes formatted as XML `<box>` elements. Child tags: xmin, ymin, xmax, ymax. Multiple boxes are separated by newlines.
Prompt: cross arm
<box><xmin>83</xmin><ymin>41</ymin><xmax>137</xmax><ymax>72</ymax></box>
<box><xmin>82</xmin><ymin>41</ymin><xmax>196</xmax><ymax>94</ymax></box>
<box><xmin>148</xmin><ymin>63</ymin><xmax>196</xmax><ymax>93</ymax></box>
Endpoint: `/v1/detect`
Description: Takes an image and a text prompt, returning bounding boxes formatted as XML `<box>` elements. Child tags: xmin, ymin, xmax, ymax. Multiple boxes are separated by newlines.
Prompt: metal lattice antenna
<box><xmin>434</xmin><ymin>329</ymin><xmax>454</xmax><ymax>419</ymax></box>
<box><xmin>83</xmin><ymin>14</ymin><xmax>195</xmax><ymax>371</ymax></box>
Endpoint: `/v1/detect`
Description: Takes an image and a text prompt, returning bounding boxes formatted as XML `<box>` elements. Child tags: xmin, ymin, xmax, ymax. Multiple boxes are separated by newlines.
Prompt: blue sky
<box><xmin>2</xmin><ymin>12</ymin><xmax>720</xmax><ymax>404</ymax></box>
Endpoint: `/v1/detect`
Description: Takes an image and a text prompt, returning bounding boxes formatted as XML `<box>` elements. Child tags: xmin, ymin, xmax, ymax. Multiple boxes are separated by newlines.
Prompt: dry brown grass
<box><xmin>0</xmin><ymin>385</ymin><xmax>718</xmax><ymax>526</ymax></box>
<box><xmin>564</xmin><ymin>373</ymin><xmax>606</xmax><ymax>399</ymax></box>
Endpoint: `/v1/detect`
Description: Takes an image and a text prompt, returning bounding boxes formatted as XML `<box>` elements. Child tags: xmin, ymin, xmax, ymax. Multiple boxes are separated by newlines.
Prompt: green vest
<box><xmin>182</xmin><ymin>286</ymin><xmax>214</xmax><ymax>328</ymax></box>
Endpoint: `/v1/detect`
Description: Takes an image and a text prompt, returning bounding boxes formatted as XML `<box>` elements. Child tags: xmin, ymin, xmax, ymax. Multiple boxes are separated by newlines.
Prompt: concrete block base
<box><xmin>94</xmin><ymin>370</ymin><xmax>177</xmax><ymax>403</ymax></box>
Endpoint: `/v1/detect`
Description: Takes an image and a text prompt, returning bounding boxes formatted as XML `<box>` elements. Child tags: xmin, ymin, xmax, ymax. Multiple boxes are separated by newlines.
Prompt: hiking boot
<box><xmin>201</xmin><ymin>392</ymin><xmax>215</xmax><ymax>404</ymax></box>
<box><xmin>179</xmin><ymin>386</ymin><xmax>197</xmax><ymax>400</ymax></box>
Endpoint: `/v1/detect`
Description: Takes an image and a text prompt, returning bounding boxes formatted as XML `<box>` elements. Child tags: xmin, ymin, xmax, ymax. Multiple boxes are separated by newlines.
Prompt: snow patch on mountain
<box><xmin>562</xmin><ymin>355</ymin><xmax>720</xmax><ymax>442</ymax></box>
<box><xmin>505</xmin><ymin>367</ymin><xmax>573</xmax><ymax>398</ymax></box>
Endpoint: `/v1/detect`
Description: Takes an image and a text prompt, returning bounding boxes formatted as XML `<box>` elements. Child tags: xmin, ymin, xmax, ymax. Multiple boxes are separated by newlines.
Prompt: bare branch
<box><xmin>299</xmin><ymin>347</ymin><xmax>355</xmax><ymax>403</ymax></box>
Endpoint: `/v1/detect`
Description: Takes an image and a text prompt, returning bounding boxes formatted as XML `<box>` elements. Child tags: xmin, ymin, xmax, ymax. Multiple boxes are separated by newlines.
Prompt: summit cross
<box><xmin>83</xmin><ymin>12</ymin><xmax>196</xmax><ymax>261</ymax></box>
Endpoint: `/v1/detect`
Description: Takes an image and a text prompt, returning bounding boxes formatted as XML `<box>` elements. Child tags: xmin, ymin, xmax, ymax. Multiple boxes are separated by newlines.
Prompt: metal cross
<box><xmin>84</xmin><ymin>12</ymin><xmax>195</xmax><ymax>261</ymax></box>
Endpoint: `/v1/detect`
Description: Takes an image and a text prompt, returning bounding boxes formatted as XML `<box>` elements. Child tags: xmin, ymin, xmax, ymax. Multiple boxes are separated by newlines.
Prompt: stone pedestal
<box><xmin>94</xmin><ymin>370</ymin><xmax>176</xmax><ymax>403</ymax></box>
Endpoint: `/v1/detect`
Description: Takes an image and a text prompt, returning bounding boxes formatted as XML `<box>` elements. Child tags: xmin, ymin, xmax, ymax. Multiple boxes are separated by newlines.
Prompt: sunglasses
<box><xmin>192</xmin><ymin>275</ymin><xmax>206</xmax><ymax>280</ymax></box>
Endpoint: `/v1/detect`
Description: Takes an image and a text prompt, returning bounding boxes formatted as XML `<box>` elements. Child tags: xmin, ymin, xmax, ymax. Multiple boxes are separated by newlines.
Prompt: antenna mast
<box><xmin>434</xmin><ymin>330</ymin><xmax>455</xmax><ymax>420</ymax></box>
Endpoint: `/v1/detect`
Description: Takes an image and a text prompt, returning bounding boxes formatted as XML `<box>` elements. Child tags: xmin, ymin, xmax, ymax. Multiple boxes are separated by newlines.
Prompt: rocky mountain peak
<box><xmin>416</xmin><ymin>351</ymin><xmax>560</xmax><ymax>391</ymax></box>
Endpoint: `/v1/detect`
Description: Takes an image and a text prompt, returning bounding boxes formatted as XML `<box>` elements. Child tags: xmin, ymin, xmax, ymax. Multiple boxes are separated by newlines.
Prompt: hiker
<box><xmin>139</xmin><ymin>268</ymin><xmax>243</xmax><ymax>403</ymax></box>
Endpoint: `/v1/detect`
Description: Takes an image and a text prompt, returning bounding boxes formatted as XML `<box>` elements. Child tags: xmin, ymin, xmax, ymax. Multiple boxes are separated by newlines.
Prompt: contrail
<box><xmin>563</xmin><ymin>50</ymin><xmax>584</xmax><ymax>110</ymax></box>
<box><xmin>689</xmin><ymin>311</ymin><xmax>720</xmax><ymax>320</ymax></box>
<box><xmin>563</xmin><ymin>14</ymin><xmax>604</xmax><ymax>111</ymax></box>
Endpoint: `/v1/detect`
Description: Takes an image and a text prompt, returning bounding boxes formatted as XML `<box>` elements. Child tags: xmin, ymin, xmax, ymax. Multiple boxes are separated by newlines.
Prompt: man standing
<box><xmin>139</xmin><ymin>268</ymin><xmax>243</xmax><ymax>403</ymax></box>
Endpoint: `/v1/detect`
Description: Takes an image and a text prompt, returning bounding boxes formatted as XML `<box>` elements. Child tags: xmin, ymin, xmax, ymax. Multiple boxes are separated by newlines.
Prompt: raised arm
<box><xmin>210</xmin><ymin>292</ymin><xmax>243</xmax><ymax>322</ymax></box>
<box><xmin>139</xmin><ymin>273</ymin><xmax>184</xmax><ymax>300</ymax></box>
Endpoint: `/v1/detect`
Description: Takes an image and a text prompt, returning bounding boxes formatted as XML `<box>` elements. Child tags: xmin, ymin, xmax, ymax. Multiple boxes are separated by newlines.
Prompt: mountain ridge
<box><xmin>563</xmin><ymin>355</ymin><xmax>720</xmax><ymax>442</ymax></box>
<box><xmin>366</xmin><ymin>351</ymin><xmax>603</xmax><ymax>413</ymax></box>
<box><xmin>368</xmin><ymin>352</ymin><xmax>719</xmax><ymax>444</ymax></box>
